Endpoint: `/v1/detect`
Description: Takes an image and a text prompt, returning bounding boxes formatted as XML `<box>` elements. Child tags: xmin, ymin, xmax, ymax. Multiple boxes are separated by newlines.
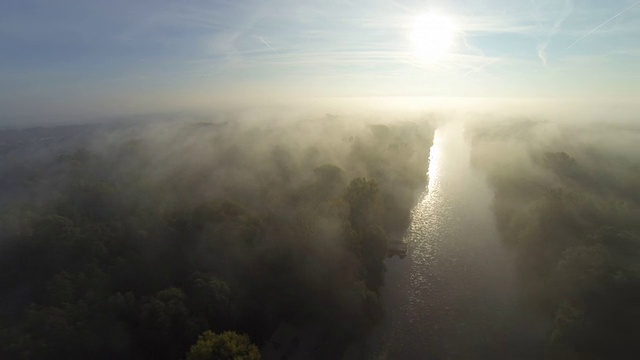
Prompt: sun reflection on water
<box><xmin>426</xmin><ymin>130</ymin><xmax>443</xmax><ymax>195</ymax></box>
<box><xmin>372</xmin><ymin>121</ymin><xmax>544</xmax><ymax>359</ymax></box>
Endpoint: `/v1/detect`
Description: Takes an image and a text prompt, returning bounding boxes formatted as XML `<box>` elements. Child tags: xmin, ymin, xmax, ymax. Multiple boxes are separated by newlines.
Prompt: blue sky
<box><xmin>1</xmin><ymin>0</ymin><xmax>639</xmax><ymax>121</ymax></box>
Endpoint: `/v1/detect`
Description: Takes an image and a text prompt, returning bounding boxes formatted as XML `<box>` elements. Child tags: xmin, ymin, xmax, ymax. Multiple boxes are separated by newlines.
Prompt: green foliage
<box><xmin>310</xmin><ymin>164</ymin><xmax>346</xmax><ymax>201</ymax></box>
<box><xmin>0</xmin><ymin>119</ymin><xmax>434</xmax><ymax>359</ymax></box>
<box><xmin>139</xmin><ymin>287</ymin><xmax>197</xmax><ymax>359</ymax></box>
<box><xmin>187</xmin><ymin>272</ymin><xmax>233</xmax><ymax>329</ymax></box>
<box><xmin>542</xmin><ymin>151</ymin><xmax>580</xmax><ymax>179</ymax></box>
<box><xmin>556</xmin><ymin>245</ymin><xmax>608</xmax><ymax>295</ymax></box>
<box><xmin>344</xmin><ymin>177</ymin><xmax>380</xmax><ymax>231</ymax></box>
<box><xmin>548</xmin><ymin>301</ymin><xmax>589</xmax><ymax>354</ymax></box>
<box><xmin>470</xmin><ymin>121</ymin><xmax>640</xmax><ymax>358</ymax></box>
<box><xmin>186</xmin><ymin>331</ymin><xmax>260</xmax><ymax>360</ymax></box>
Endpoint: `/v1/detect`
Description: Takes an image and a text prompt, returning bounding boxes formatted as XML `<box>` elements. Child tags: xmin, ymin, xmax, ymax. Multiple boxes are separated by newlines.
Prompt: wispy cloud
<box><xmin>533</xmin><ymin>0</ymin><xmax>575</xmax><ymax>66</ymax></box>
<box><xmin>457</xmin><ymin>15</ymin><xmax>540</xmax><ymax>35</ymax></box>
<box><xmin>2</xmin><ymin>0</ymin><xmax>639</xmax><ymax>116</ymax></box>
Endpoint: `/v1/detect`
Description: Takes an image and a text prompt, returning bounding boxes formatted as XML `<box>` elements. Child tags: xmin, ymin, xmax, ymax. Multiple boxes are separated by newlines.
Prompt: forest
<box><xmin>0</xmin><ymin>115</ymin><xmax>434</xmax><ymax>359</ymax></box>
<box><xmin>468</xmin><ymin>119</ymin><xmax>640</xmax><ymax>359</ymax></box>
<box><xmin>2</xmin><ymin>114</ymin><xmax>638</xmax><ymax>359</ymax></box>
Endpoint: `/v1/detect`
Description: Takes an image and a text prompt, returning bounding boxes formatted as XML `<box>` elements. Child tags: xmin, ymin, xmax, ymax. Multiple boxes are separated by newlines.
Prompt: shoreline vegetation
<box><xmin>468</xmin><ymin>119</ymin><xmax>640</xmax><ymax>359</ymax></box>
<box><xmin>0</xmin><ymin>115</ymin><xmax>434</xmax><ymax>359</ymax></box>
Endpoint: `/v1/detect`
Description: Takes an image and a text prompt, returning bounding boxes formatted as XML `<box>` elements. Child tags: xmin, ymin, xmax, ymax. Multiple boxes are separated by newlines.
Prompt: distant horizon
<box><xmin>2</xmin><ymin>95</ymin><xmax>639</xmax><ymax>129</ymax></box>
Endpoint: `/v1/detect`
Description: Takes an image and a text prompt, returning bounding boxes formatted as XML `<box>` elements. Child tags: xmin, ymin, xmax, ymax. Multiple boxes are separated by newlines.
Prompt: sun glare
<box><xmin>410</xmin><ymin>12</ymin><xmax>456</xmax><ymax>62</ymax></box>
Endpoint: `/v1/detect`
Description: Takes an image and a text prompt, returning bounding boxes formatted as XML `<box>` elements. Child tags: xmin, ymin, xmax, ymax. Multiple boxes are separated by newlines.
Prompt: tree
<box><xmin>344</xmin><ymin>177</ymin><xmax>380</xmax><ymax>231</ymax></box>
<box><xmin>186</xmin><ymin>330</ymin><xmax>260</xmax><ymax>360</ymax></box>
<box><xmin>311</xmin><ymin>164</ymin><xmax>345</xmax><ymax>200</ymax></box>
<box><xmin>139</xmin><ymin>287</ymin><xmax>196</xmax><ymax>359</ymax></box>
<box><xmin>187</xmin><ymin>273</ymin><xmax>233</xmax><ymax>329</ymax></box>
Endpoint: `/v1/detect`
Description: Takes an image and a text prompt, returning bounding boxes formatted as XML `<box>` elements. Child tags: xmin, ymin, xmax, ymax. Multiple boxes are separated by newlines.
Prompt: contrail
<box><xmin>256</xmin><ymin>36</ymin><xmax>276</xmax><ymax>53</ymax></box>
<box><xmin>564</xmin><ymin>0</ymin><xmax>640</xmax><ymax>51</ymax></box>
<box><xmin>462</xmin><ymin>58</ymin><xmax>499</xmax><ymax>77</ymax></box>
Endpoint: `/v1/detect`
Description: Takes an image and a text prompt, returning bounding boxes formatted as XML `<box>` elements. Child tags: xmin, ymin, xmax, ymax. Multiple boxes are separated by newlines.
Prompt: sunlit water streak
<box><xmin>367</xmin><ymin>121</ymin><xmax>545</xmax><ymax>359</ymax></box>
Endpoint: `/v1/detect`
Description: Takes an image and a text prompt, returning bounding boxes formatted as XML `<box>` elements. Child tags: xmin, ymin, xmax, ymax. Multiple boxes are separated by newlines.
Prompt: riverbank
<box><xmin>369</xmin><ymin>120</ymin><xmax>546</xmax><ymax>359</ymax></box>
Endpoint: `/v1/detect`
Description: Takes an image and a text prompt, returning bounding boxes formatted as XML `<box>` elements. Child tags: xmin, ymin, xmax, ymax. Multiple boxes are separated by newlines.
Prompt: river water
<box><xmin>368</xmin><ymin>120</ymin><xmax>545</xmax><ymax>359</ymax></box>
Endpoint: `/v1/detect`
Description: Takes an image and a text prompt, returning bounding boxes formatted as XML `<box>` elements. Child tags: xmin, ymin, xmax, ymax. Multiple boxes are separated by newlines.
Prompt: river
<box><xmin>367</xmin><ymin>120</ymin><xmax>546</xmax><ymax>359</ymax></box>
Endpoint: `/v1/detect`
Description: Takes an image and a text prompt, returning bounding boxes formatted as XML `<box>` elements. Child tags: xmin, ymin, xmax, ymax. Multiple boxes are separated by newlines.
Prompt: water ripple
<box><xmin>369</xmin><ymin>121</ymin><xmax>545</xmax><ymax>360</ymax></box>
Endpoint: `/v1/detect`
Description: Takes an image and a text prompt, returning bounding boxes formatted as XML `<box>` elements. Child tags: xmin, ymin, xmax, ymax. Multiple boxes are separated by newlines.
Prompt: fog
<box><xmin>0</xmin><ymin>106</ymin><xmax>638</xmax><ymax>359</ymax></box>
<box><xmin>0</xmin><ymin>111</ymin><xmax>434</xmax><ymax>359</ymax></box>
<box><xmin>467</xmin><ymin>116</ymin><xmax>640</xmax><ymax>359</ymax></box>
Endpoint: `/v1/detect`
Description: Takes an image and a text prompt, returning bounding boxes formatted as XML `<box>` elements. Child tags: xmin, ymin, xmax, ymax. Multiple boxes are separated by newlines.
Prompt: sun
<box><xmin>410</xmin><ymin>12</ymin><xmax>456</xmax><ymax>62</ymax></box>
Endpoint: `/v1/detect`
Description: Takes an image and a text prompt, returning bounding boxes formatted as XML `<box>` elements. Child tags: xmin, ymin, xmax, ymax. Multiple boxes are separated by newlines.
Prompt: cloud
<box><xmin>532</xmin><ymin>0</ymin><xmax>575</xmax><ymax>66</ymax></box>
<box><xmin>537</xmin><ymin>43</ymin><xmax>549</xmax><ymax>67</ymax></box>
<box><xmin>457</xmin><ymin>15</ymin><xmax>540</xmax><ymax>35</ymax></box>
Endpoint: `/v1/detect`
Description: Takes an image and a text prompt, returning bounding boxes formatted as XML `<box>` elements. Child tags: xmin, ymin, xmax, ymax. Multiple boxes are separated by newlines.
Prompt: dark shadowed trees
<box><xmin>186</xmin><ymin>331</ymin><xmax>260</xmax><ymax>360</ymax></box>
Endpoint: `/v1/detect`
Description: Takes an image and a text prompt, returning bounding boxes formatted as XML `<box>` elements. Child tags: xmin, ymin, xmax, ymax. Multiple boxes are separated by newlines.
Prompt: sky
<box><xmin>1</xmin><ymin>0</ymin><xmax>639</xmax><ymax>123</ymax></box>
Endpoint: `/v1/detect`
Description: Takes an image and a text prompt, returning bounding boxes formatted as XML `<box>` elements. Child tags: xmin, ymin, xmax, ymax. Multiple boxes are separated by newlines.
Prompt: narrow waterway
<box><xmin>369</xmin><ymin>120</ymin><xmax>545</xmax><ymax>359</ymax></box>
